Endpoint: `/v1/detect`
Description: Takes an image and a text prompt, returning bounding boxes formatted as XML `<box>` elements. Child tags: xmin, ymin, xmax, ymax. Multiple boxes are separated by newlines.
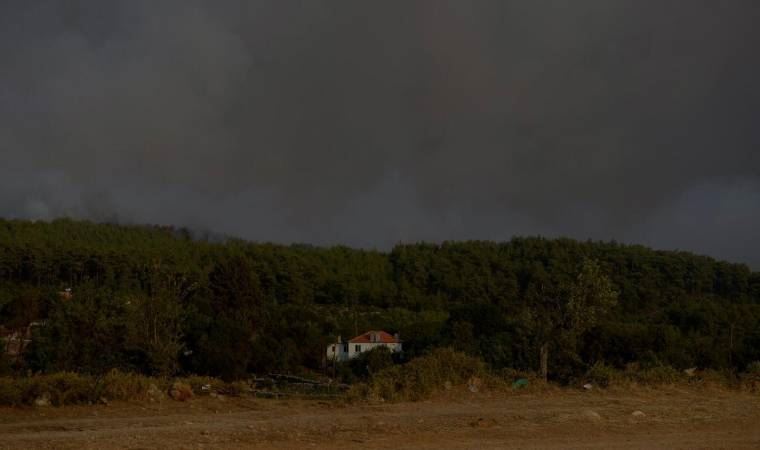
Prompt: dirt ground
<box><xmin>0</xmin><ymin>386</ymin><xmax>759</xmax><ymax>449</ymax></box>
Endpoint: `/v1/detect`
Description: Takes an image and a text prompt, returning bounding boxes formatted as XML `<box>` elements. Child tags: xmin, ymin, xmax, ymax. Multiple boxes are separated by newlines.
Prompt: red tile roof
<box><xmin>348</xmin><ymin>330</ymin><xmax>400</xmax><ymax>344</ymax></box>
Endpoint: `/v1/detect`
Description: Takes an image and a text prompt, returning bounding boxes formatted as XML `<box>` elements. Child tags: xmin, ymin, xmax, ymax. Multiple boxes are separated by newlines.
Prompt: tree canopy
<box><xmin>1</xmin><ymin>218</ymin><xmax>759</xmax><ymax>381</ymax></box>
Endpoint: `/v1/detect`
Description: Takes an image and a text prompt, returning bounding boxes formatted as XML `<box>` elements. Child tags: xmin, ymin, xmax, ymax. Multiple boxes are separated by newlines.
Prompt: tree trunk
<box><xmin>540</xmin><ymin>342</ymin><xmax>549</xmax><ymax>382</ymax></box>
<box><xmin>728</xmin><ymin>324</ymin><xmax>734</xmax><ymax>368</ymax></box>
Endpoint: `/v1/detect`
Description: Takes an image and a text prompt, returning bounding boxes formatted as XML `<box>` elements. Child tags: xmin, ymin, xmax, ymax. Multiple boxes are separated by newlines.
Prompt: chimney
<box><xmin>394</xmin><ymin>333</ymin><xmax>400</xmax><ymax>342</ymax></box>
<box><xmin>337</xmin><ymin>335</ymin><xmax>342</xmax><ymax>344</ymax></box>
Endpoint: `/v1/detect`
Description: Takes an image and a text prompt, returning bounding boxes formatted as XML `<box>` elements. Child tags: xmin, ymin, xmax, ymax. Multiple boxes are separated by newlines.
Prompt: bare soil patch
<box><xmin>0</xmin><ymin>387</ymin><xmax>758</xmax><ymax>449</ymax></box>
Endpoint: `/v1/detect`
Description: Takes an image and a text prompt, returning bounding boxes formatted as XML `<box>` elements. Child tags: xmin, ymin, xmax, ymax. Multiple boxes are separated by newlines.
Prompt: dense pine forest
<box><xmin>1</xmin><ymin>218</ymin><xmax>759</xmax><ymax>382</ymax></box>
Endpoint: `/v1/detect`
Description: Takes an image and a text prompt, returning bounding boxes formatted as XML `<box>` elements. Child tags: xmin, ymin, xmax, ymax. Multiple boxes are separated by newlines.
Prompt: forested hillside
<box><xmin>1</xmin><ymin>218</ymin><xmax>759</xmax><ymax>381</ymax></box>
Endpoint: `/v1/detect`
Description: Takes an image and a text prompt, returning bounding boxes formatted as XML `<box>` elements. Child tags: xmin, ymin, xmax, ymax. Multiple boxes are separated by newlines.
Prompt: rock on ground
<box><xmin>582</xmin><ymin>410</ymin><xmax>602</xmax><ymax>421</ymax></box>
<box><xmin>34</xmin><ymin>393</ymin><xmax>51</xmax><ymax>407</ymax></box>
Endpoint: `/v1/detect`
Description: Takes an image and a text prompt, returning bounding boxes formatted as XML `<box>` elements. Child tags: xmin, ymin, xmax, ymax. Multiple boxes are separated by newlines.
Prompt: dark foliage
<box><xmin>1</xmin><ymin>218</ymin><xmax>759</xmax><ymax>381</ymax></box>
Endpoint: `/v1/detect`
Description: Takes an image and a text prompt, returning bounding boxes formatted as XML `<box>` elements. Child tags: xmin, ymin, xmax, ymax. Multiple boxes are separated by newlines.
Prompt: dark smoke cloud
<box><xmin>1</xmin><ymin>1</ymin><xmax>759</xmax><ymax>267</ymax></box>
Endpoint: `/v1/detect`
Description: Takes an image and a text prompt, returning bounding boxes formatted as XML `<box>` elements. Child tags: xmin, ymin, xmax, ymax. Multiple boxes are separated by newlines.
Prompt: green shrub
<box><xmin>42</xmin><ymin>372</ymin><xmax>92</xmax><ymax>405</ymax></box>
<box><xmin>628</xmin><ymin>365</ymin><xmax>682</xmax><ymax>384</ymax></box>
<box><xmin>496</xmin><ymin>368</ymin><xmax>548</xmax><ymax>392</ymax></box>
<box><xmin>0</xmin><ymin>372</ymin><xmax>95</xmax><ymax>406</ymax></box>
<box><xmin>692</xmin><ymin>369</ymin><xmax>733</xmax><ymax>387</ymax></box>
<box><xmin>498</xmin><ymin>367</ymin><xmax>537</xmax><ymax>382</ymax></box>
<box><xmin>355</xmin><ymin>348</ymin><xmax>490</xmax><ymax>402</ymax></box>
<box><xmin>0</xmin><ymin>377</ymin><xmax>24</xmax><ymax>405</ymax></box>
<box><xmin>738</xmin><ymin>362</ymin><xmax>760</xmax><ymax>391</ymax></box>
<box><xmin>100</xmin><ymin>369</ymin><xmax>155</xmax><ymax>401</ymax></box>
<box><xmin>174</xmin><ymin>375</ymin><xmax>251</xmax><ymax>397</ymax></box>
<box><xmin>585</xmin><ymin>362</ymin><xmax>617</xmax><ymax>388</ymax></box>
<box><xmin>0</xmin><ymin>353</ymin><xmax>13</xmax><ymax>376</ymax></box>
<box><xmin>179</xmin><ymin>375</ymin><xmax>217</xmax><ymax>394</ymax></box>
<box><xmin>221</xmin><ymin>380</ymin><xmax>253</xmax><ymax>396</ymax></box>
<box><xmin>746</xmin><ymin>361</ymin><xmax>760</xmax><ymax>376</ymax></box>
<box><xmin>580</xmin><ymin>363</ymin><xmax>702</xmax><ymax>388</ymax></box>
<box><xmin>346</xmin><ymin>346</ymin><xmax>395</xmax><ymax>380</ymax></box>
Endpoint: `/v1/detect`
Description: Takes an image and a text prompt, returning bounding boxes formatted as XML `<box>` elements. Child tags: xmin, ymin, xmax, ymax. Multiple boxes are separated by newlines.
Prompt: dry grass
<box><xmin>0</xmin><ymin>370</ymin><xmax>253</xmax><ymax>406</ymax></box>
<box><xmin>2</xmin><ymin>357</ymin><xmax>759</xmax><ymax>407</ymax></box>
<box><xmin>0</xmin><ymin>372</ymin><xmax>91</xmax><ymax>406</ymax></box>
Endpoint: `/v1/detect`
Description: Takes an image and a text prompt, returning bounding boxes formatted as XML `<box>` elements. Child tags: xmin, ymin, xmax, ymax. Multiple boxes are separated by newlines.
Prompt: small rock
<box><xmin>470</xmin><ymin>417</ymin><xmax>498</xmax><ymax>428</ymax></box>
<box><xmin>444</xmin><ymin>381</ymin><xmax>452</xmax><ymax>391</ymax></box>
<box><xmin>34</xmin><ymin>393</ymin><xmax>51</xmax><ymax>407</ymax></box>
<box><xmin>98</xmin><ymin>396</ymin><xmax>109</xmax><ymax>406</ymax></box>
<box><xmin>684</xmin><ymin>367</ymin><xmax>697</xmax><ymax>377</ymax></box>
<box><xmin>582</xmin><ymin>410</ymin><xmax>602</xmax><ymax>421</ymax></box>
<box><xmin>631</xmin><ymin>411</ymin><xmax>646</xmax><ymax>418</ymax></box>
<box><xmin>467</xmin><ymin>376</ymin><xmax>482</xmax><ymax>393</ymax></box>
<box><xmin>583</xmin><ymin>383</ymin><xmax>593</xmax><ymax>390</ymax></box>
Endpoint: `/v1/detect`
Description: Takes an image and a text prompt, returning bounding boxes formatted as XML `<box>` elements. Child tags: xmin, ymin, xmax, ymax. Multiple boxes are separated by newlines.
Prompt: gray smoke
<box><xmin>1</xmin><ymin>1</ymin><xmax>759</xmax><ymax>267</ymax></box>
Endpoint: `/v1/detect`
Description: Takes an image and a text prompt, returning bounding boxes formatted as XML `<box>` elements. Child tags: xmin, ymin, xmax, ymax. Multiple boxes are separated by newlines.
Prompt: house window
<box><xmin>355</xmin><ymin>344</ymin><xmax>361</xmax><ymax>353</ymax></box>
<box><xmin>331</xmin><ymin>345</ymin><xmax>335</xmax><ymax>352</ymax></box>
<box><xmin>344</xmin><ymin>343</ymin><xmax>349</xmax><ymax>352</ymax></box>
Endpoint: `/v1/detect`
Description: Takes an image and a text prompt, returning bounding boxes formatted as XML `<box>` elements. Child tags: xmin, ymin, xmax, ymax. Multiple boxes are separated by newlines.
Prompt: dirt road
<box><xmin>1</xmin><ymin>387</ymin><xmax>758</xmax><ymax>449</ymax></box>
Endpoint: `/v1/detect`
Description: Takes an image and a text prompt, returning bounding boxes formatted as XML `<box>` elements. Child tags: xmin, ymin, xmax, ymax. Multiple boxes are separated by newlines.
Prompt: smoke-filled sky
<box><xmin>1</xmin><ymin>1</ymin><xmax>759</xmax><ymax>267</ymax></box>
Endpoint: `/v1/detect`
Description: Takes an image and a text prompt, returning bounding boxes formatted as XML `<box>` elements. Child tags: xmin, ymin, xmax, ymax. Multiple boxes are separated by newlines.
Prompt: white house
<box><xmin>326</xmin><ymin>330</ymin><xmax>402</xmax><ymax>362</ymax></box>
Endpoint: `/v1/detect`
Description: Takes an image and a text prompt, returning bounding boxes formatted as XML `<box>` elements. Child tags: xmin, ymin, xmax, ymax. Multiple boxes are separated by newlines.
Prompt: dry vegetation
<box><xmin>3</xmin><ymin>350</ymin><xmax>760</xmax><ymax>409</ymax></box>
<box><xmin>0</xmin><ymin>370</ymin><xmax>254</xmax><ymax>407</ymax></box>
<box><xmin>1</xmin><ymin>350</ymin><xmax>760</xmax><ymax>448</ymax></box>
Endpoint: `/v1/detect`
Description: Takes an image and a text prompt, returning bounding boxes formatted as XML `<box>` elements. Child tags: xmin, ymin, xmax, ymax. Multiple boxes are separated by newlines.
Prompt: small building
<box><xmin>326</xmin><ymin>330</ymin><xmax>402</xmax><ymax>362</ymax></box>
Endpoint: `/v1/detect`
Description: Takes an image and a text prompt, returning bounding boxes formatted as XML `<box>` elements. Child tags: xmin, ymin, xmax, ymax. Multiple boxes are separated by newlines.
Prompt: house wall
<box><xmin>330</xmin><ymin>342</ymin><xmax>402</xmax><ymax>361</ymax></box>
<box><xmin>326</xmin><ymin>342</ymin><xmax>349</xmax><ymax>362</ymax></box>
